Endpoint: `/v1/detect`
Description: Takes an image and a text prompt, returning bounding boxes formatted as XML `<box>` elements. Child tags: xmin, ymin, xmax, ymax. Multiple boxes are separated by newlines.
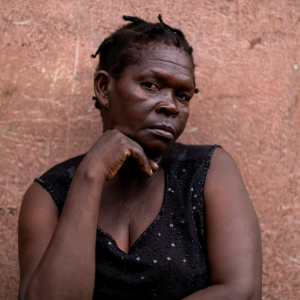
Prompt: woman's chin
<box><xmin>122</xmin><ymin>130</ymin><xmax>177</xmax><ymax>159</ymax></box>
<box><xmin>142</xmin><ymin>139</ymin><xmax>175</xmax><ymax>159</ymax></box>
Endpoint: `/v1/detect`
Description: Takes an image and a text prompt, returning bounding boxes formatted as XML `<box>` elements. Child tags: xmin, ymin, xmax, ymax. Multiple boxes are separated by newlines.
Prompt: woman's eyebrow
<box><xmin>138</xmin><ymin>69</ymin><xmax>195</xmax><ymax>91</ymax></box>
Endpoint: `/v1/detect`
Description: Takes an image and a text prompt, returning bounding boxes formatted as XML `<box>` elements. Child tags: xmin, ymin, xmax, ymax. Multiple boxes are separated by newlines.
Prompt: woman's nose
<box><xmin>155</xmin><ymin>91</ymin><xmax>179</xmax><ymax>117</ymax></box>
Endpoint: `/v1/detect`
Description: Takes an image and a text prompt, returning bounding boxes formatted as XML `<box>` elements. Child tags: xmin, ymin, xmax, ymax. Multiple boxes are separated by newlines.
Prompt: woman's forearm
<box><xmin>25</xmin><ymin>168</ymin><xmax>106</xmax><ymax>300</ymax></box>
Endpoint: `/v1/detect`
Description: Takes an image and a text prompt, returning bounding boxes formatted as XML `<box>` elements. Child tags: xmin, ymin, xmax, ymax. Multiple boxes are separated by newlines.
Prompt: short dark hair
<box><xmin>92</xmin><ymin>15</ymin><xmax>198</xmax><ymax>110</ymax></box>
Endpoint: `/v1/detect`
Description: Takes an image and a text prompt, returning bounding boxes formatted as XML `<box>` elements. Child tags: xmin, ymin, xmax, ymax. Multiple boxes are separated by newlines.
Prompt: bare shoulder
<box><xmin>205</xmin><ymin>147</ymin><xmax>248</xmax><ymax>202</ymax></box>
<box><xmin>208</xmin><ymin>147</ymin><xmax>241</xmax><ymax>177</ymax></box>
<box><xmin>203</xmin><ymin>146</ymin><xmax>258</xmax><ymax>229</ymax></box>
<box><xmin>20</xmin><ymin>182</ymin><xmax>59</xmax><ymax>227</ymax></box>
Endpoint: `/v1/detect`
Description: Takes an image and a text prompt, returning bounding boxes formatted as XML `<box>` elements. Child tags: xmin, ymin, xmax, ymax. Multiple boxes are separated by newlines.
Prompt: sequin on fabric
<box><xmin>34</xmin><ymin>143</ymin><xmax>220</xmax><ymax>300</ymax></box>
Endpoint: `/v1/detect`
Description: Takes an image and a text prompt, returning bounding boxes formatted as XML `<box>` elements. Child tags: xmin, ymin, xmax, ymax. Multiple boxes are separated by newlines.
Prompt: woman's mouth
<box><xmin>148</xmin><ymin>125</ymin><xmax>175</xmax><ymax>140</ymax></box>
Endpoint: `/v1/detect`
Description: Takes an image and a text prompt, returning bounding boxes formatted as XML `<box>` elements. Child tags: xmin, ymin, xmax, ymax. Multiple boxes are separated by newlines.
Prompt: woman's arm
<box><xmin>183</xmin><ymin>148</ymin><xmax>262</xmax><ymax>300</ymax></box>
<box><xmin>18</xmin><ymin>129</ymin><xmax>157</xmax><ymax>300</ymax></box>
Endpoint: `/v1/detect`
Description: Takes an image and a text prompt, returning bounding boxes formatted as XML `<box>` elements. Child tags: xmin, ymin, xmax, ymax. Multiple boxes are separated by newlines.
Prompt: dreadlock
<box><xmin>92</xmin><ymin>15</ymin><xmax>199</xmax><ymax>109</ymax></box>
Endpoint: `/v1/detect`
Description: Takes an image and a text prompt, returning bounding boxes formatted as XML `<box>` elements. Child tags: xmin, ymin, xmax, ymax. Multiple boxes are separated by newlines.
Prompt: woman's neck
<box><xmin>113</xmin><ymin>156</ymin><xmax>163</xmax><ymax>190</ymax></box>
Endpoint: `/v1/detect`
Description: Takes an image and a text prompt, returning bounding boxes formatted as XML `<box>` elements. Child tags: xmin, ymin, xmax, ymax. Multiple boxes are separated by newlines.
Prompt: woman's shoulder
<box><xmin>166</xmin><ymin>142</ymin><xmax>221</xmax><ymax>161</ymax></box>
<box><xmin>33</xmin><ymin>154</ymin><xmax>86</xmax><ymax>213</ymax></box>
<box><xmin>36</xmin><ymin>154</ymin><xmax>86</xmax><ymax>182</ymax></box>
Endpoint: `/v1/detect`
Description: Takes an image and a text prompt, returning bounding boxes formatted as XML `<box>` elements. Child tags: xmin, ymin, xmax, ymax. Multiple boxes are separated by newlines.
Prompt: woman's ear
<box><xmin>94</xmin><ymin>70</ymin><xmax>112</xmax><ymax>109</ymax></box>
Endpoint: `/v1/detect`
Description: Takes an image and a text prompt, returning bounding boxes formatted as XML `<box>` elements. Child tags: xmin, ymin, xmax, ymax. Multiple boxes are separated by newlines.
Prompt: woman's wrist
<box><xmin>75</xmin><ymin>153</ymin><xmax>107</xmax><ymax>184</ymax></box>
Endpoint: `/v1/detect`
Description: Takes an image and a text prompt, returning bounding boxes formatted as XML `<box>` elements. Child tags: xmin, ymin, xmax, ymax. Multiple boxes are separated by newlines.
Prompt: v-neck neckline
<box><xmin>96</xmin><ymin>165</ymin><xmax>169</xmax><ymax>255</ymax></box>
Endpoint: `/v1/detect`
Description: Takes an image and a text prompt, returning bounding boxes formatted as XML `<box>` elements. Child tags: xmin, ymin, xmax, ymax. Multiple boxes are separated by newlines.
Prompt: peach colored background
<box><xmin>1</xmin><ymin>0</ymin><xmax>300</xmax><ymax>299</ymax></box>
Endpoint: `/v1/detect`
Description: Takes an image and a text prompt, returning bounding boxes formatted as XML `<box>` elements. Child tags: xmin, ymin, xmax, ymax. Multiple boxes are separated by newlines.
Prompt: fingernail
<box><xmin>153</xmin><ymin>162</ymin><xmax>158</xmax><ymax>169</ymax></box>
<box><xmin>150</xmin><ymin>169</ymin><xmax>153</xmax><ymax>175</ymax></box>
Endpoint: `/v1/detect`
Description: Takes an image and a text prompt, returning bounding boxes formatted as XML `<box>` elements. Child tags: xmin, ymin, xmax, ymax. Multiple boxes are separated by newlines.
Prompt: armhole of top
<box><xmin>202</xmin><ymin>144</ymin><xmax>221</xmax><ymax>189</ymax></box>
<box><xmin>32</xmin><ymin>154</ymin><xmax>85</xmax><ymax>216</ymax></box>
<box><xmin>34</xmin><ymin>178</ymin><xmax>61</xmax><ymax>209</ymax></box>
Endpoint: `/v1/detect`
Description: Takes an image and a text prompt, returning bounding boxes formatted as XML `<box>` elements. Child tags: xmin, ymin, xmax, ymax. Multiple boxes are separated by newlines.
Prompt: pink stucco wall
<box><xmin>1</xmin><ymin>0</ymin><xmax>300</xmax><ymax>299</ymax></box>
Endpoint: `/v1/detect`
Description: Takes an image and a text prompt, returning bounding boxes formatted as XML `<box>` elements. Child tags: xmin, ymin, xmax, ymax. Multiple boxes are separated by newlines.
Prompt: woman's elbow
<box><xmin>229</xmin><ymin>278</ymin><xmax>262</xmax><ymax>300</ymax></box>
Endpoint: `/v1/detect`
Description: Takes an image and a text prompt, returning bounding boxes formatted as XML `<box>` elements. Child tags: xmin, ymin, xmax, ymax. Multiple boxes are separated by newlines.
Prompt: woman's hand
<box><xmin>79</xmin><ymin>129</ymin><xmax>158</xmax><ymax>181</ymax></box>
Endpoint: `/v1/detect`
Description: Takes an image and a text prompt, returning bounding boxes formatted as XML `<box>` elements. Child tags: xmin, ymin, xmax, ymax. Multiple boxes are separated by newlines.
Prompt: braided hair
<box><xmin>92</xmin><ymin>15</ymin><xmax>199</xmax><ymax>110</ymax></box>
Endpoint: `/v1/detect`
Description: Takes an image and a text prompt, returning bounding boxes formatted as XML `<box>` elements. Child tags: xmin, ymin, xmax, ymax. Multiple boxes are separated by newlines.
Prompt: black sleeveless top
<box><xmin>34</xmin><ymin>143</ymin><xmax>220</xmax><ymax>300</ymax></box>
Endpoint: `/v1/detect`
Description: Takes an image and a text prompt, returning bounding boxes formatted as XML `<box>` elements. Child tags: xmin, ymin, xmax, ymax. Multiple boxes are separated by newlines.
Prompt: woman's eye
<box><xmin>142</xmin><ymin>82</ymin><xmax>159</xmax><ymax>90</ymax></box>
<box><xmin>176</xmin><ymin>93</ymin><xmax>190</xmax><ymax>101</ymax></box>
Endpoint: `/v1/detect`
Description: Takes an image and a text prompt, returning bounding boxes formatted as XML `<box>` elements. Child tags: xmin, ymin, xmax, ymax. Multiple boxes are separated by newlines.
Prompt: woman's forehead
<box><xmin>142</xmin><ymin>45</ymin><xmax>194</xmax><ymax>69</ymax></box>
<box><xmin>129</xmin><ymin>45</ymin><xmax>195</xmax><ymax>80</ymax></box>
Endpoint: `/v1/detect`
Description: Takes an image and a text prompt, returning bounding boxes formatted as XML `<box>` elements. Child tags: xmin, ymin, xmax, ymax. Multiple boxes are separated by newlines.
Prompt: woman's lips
<box><xmin>148</xmin><ymin>128</ymin><xmax>174</xmax><ymax>140</ymax></box>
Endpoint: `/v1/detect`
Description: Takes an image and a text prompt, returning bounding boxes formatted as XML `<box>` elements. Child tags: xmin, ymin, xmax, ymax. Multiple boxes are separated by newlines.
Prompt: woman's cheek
<box><xmin>181</xmin><ymin>107</ymin><xmax>190</xmax><ymax>123</ymax></box>
<box><xmin>179</xmin><ymin>110</ymin><xmax>190</xmax><ymax>133</ymax></box>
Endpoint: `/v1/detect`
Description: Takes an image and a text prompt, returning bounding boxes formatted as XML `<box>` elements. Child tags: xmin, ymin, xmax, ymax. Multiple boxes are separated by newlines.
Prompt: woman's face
<box><xmin>101</xmin><ymin>45</ymin><xmax>195</xmax><ymax>158</ymax></box>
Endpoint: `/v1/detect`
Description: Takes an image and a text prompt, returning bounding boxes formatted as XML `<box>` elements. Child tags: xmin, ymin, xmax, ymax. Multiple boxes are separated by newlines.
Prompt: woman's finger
<box><xmin>130</xmin><ymin>146</ymin><xmax>153</xmax><ymax>176</ymax></box>
<box><xmin>148</xmin><ymin>159</ymin><xmax>159</xmax><ymax>171</ymax></box>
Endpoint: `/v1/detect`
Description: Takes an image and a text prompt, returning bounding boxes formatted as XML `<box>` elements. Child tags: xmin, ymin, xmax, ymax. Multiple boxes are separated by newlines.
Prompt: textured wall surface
<box><xmin>0</xmin><ymin>0</ymin><xmax>300</xmax><ymax>299</ymax></box>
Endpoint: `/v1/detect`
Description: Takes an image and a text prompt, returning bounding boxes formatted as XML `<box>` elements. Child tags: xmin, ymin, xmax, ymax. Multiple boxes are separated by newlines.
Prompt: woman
<box><xmin>18</xmin><ymin>15</ymin><xmax>262</xmax><ymax>300</ymax></box>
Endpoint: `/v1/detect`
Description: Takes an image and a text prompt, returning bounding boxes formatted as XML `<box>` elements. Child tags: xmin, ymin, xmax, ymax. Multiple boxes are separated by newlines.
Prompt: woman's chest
<box><xmin>97</xmin><ymin>168</ymin><xmax>166</xmax><ymax>254</ymax></box>
<box><xmin>94</xmin><ymin>185</ymin><xmax>210</xmax><ymax>300</ymax></box>
<box><xmin>93</xmin><ymin>155</ymin><xmax>212</xmax><ymax>299</ymax></box>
